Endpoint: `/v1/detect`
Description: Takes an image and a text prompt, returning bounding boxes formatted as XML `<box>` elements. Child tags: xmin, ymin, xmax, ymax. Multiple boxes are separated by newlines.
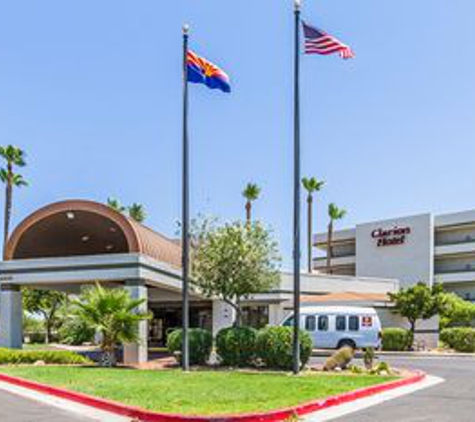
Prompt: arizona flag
<box><xmin>187</xmin><ymin>51</ymin><xmax>231</xmax><ymax>93</ymax></box>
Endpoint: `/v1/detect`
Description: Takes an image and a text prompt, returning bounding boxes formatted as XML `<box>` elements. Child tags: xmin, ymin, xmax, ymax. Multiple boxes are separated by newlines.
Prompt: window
<box><xmin>336</xmin><ymin>315</ymin><xmax>346</xmax><ymax>331</ymax></box>
<box><xmin>283</xmin><ymin>316</ymin><xmax>294</xmax><ymax>327</ymax></box>
<box><xmin>349</xmin><ymin>315</ymin><xmax>359</xmax><ymax>331</ymax></box>
<box><xmin>305</xmin><ymin>316</ymin><xmax>316</xmax><ymax>332</ymax></box>
<box><xmin>318</xmin><ymin>315</ymin><xmax>329</xmax><ymax>331</ymax></box>
<box><xmin>242</xmin><ymin>305</ymin><xmax>269</xmax><ymax>329</ymax></box>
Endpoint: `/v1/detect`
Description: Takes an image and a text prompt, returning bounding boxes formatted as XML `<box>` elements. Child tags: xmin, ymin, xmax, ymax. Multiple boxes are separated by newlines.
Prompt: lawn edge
<box><xmin>0</xmin><ymin>371</ymin><xmax>425</xmax><ymax>422</ymax></box>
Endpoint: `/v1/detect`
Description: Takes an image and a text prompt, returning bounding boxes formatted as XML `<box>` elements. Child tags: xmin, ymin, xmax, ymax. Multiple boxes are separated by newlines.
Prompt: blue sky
<box><xmin>1</xmin><ymin>1</ymin><xmax>475</xmax><ymax>269</ymax></box>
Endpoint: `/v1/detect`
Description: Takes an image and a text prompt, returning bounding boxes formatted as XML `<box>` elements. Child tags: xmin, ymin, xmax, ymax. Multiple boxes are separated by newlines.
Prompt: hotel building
<box><xmin>314</xmin><ymin>210</ymin><xmax>475</xmax><ymax>301</ymax></box>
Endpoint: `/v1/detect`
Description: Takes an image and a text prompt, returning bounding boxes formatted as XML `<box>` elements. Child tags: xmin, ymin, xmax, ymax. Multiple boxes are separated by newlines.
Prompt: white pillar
<box><xmin>0</xmin><ymin>284</ymin><xmax>23</xmax><ymax>349</ymax></box>
<box><xmin>268</xmin><ymin>303</ymin><xmax>286</xmax><ymax>326</ymax></box>
<box><xmin>212</xmin><ymin>300</ymin><xmax>235</xmax><ymax>336</ymax></box>
<box><xmin>123</xmin><ymin>280</ymin><xmax>148</xmax><ymax>365</ymax></box>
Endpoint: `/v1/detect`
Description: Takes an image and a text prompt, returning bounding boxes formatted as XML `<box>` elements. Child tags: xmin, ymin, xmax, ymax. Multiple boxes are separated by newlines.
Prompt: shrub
<box><xmin>323</xmin><ymin>347</ymin><xmax>354</xmax><ymax>371</ymax></box>
<box><xmin>382</xmin><ymin>328</ymin><xmax>412</xmax><ymax>351</ymax></box>
<box><xmin>58</xmin><ymin>317</ymin><xmax>96</xmax><ymax>346</ymax></box>
<box><xmin>363</xmin><ymin>347</ymin><xmax>375</xmax><ymax>370</ymax></box>
<box><xmin>167</xmin><ymin>328</ymin><xmax>213</xmax><ymax>366</ymax></box>
<box><xmin>255</xmin><ymin>326</ymin><xmax>312</xmax><ymax>370</ymax></box>
<box><xmin>216</xmin><ymin>327</ymin><xmax>257</xmax><ymax>367</ymax></box>
<box><xmin>0</xmin><ymin>348</ymin><xmax>91</xmax><ymax>365</ymax></box>
<box><xmin>440</xmin><ymin>327</ymin><xmax>475</xmax><ymax>353</ymax></box>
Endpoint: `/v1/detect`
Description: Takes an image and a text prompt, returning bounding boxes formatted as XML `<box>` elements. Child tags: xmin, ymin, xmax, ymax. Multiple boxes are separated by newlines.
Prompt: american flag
<box><xmin>302</xmin><ymin>21</ymin><xmax>355</xmax><ymax>59</ymax></box>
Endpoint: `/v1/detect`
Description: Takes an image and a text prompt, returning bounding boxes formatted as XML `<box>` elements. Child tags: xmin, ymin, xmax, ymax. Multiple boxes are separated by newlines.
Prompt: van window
<box><xmin>305</xmin><ymin>316</ymin><xmax>316</xmax><ymax>332</ymax></box>
<box><xmin>349</xmin><ymin>315</ymin><xmax>359</xmax><ymax>331</ymax></box>
<box><xmin>336</xmin><ymin>315</ymin><xmax>346</xmax><ymax>331</ymax></box>
<box><xmin>283</xmin><ymin>316</ymin><xmax>294</xmax><ymax>327</ymax></box>
<box><xmin>318</xmin><ymin>315</ymin><xmax>329</xmax><ymax>331</ymax></box>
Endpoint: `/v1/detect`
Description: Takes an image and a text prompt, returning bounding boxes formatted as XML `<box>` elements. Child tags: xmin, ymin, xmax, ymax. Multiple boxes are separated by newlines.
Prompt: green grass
<box><xmin>0</xmin><ymin>367</ymin><xmax>395</xmax><ymax>416</ymax></box>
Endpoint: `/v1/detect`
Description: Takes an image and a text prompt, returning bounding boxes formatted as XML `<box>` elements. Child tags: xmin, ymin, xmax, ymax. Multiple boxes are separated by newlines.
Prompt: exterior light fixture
<box><xmin>81</xmin><ymin>235</ymin><xmax>90</xmax><ymax>242</ymax></box>
<box><xmin>66</xmin><ymin>212</ymin><xmax>75</xmax><ymax>220</ymax></box>
<box><xmin>105</xmin><ymin>244</ymin><xmax>114</xmax><ymax>251</ymax></box>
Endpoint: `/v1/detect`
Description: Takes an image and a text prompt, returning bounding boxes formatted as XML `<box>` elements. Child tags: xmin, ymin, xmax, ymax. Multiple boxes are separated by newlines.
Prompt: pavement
<box><xmin>0</xmin><ymin>387</ymin><xmax>92</xmax><ymax>422</ymax></box>
<box><xmin>311</xmin><ymin>354</ymin><xmax>475</xmax><ymax>422</ymax></box>
<box><xmin>0</xmin><ymin>355</ymin><xmax>473</xmax><ymax>421</ymax></box>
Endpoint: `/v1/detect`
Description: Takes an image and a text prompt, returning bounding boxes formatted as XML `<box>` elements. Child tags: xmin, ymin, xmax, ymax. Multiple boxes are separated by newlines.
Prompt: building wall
<box><xmin>356</xmin><ymin>213</ymin><xmax>434</xmax><ymax>288</ymax></box>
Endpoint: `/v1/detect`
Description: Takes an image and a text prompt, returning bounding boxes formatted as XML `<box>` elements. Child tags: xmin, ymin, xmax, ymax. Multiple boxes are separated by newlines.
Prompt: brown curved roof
<box><xmin>5</xmin><ymin>199</ymin><xmax>181</xmax><ymax>267</ymax></box>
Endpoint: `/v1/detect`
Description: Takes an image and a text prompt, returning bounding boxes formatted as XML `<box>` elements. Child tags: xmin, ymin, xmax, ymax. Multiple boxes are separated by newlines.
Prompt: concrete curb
<box><xmin>0</xmin><ymin>371</ymin><xmax>425</xmax><ymax>422</ymax></box>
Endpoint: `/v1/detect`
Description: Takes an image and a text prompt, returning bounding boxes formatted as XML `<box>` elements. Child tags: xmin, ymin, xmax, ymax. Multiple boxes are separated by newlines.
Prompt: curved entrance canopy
<box><xmin>5</xmin><ymin>200</ymin><xmax>181</xmax><ymax>267</ymax></box>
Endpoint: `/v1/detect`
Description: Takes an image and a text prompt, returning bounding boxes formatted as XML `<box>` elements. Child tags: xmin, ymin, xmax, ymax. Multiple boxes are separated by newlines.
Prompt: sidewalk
<box><xmin>312</xmin><ymin>349</ymin><xmax>475</xmax><ymax>359</ymax></box>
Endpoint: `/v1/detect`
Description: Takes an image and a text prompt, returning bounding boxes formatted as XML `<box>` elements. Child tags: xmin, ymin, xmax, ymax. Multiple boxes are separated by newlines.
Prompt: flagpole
<box><xmin>182</xmin><ymin>23</ymin><xmax>190</xmax><ymax>372</ymax></box>
<box><xmin>292</xmin><ymin>0</ymin><xmax>302</xmax><ymax>375</ymax></box>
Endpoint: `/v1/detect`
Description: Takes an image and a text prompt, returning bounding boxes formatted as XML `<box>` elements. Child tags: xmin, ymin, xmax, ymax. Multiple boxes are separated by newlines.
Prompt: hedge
<box><xmin>216</xmin><ymin>327</ymin><xmax>258</xmax><ymax>367</ymax></box>
<box><xmin>381</xmin><ymin>328</ymin><xmax>412</xmax><ymax>351</ymax></box>
<box><xmin>167</xmin><ymin>328</ymin><xmax>213</xmax><ymax>366</ymax></box>
<box><xmin>0</xmin><ymin>348</ymin><xmax>92</xmax><ymax>365</ymax></box>
<box><xmin>440</xmin><ymin>327</ymin><xmax>475</xmax><ymax>353</ymax></box>
<box><xmin>255</xmin><ymin>326</ymin><xmax>312</xmax><ymax>370</ymax></box>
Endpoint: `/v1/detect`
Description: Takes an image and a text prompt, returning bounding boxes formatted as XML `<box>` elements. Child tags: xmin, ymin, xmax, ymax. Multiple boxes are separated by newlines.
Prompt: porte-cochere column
<box><xmin>0</xmin><ymin>284</ymin><xmax>23</xmax><ymax>349</ymax></box>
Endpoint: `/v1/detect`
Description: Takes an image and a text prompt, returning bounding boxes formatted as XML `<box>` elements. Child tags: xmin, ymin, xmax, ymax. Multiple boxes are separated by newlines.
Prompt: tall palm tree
<box><xmin>326</xmin><ymin>203</ymin><xmax>347</xmax><ymax>274</ymax></box>
<box><xmin>242</xmin><ymin>183</ymin><xmax>261</xmax><ymax>224</ymax></box>
<box><xmin>107</xmin><ymin>197</ymin><xmax>126</xmax><ymax>213</ymax></box>
<box><xmin>302</xmin><ymin>177</ymin><xmax>324</xmax><ymax>273</ymax></box>
<box><xmin>128</xmin><ymin>203</ymin><xmax>146</xmax><ymax>223</ymax></box>
<box><xmin>0</xmin><ymin>145</ymin><xmax>27</xmax><ymax>257</ymax></box>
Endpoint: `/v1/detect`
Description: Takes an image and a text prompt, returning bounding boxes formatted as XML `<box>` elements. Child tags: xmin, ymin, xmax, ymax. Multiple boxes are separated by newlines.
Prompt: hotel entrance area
<box><xmin>148</xmin><ymin>302</ymin><xmax>213</xmax><ymax>347</ymax></box>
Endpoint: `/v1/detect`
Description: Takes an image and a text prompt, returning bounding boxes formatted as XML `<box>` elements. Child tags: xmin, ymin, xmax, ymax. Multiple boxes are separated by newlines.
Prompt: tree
<box><xmin>106</xmin><ymin>197</ymin><xmax>126</xmax><ymax>213</ymax></box>
<box><xmin>439</xmin><ymin>293</ymin><xmax>475</xmax><ymax>329</ymax></box>
<box><xmin>242</xmin><ymin>183</ymin><xmax>261</xmax><ymax>224</ymax></box>
<box><xmin>71</xmin><ymin>283</ymin><xmax>151</xmax><ymax>366</ymax></box>
<box><xmin>302</xmin><ymin>177</ymin><xmax>324</xmax><ymax>273</ymax></box>
<box><xmin>192</xmin><ymin>221</ymin><xmax>280</xmax><ymax>326</ymax></box>
<box><xmin>23</xmin><ymin>289</ymin><xmax>67</xmax><ymax>344</ymax></box>
<box><xmin>389</xmin><ymin>282</ymin><xmax>445</xmax><ymax>337</ymax></box>
<box><xmin>128</xmin><ymin>203</ymin><xmax>146</xmax><ymax>223</ymax></box>
<box><xmin>0</xmin><ymin>145</ymin><xmax>27</xmax><ymax>257</ymax></box>
<box><xmin>326</xmin><ymin>203</ymin><xmax>346</xmax><ymax>274</ymax></box>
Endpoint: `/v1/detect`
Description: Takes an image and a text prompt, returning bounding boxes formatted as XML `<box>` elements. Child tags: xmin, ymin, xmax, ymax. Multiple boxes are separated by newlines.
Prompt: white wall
<box><xmin>356</xmin><ymin>213</ymin><xmax>434</xmax><ymax>288</ymax></box>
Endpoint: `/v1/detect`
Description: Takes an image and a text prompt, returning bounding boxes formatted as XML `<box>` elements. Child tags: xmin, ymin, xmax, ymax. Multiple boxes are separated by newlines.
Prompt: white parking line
<box><xmin>0</xmin><ymin>381</ymin><xmax>130</xmax><ymax>422</ymax></box>
<box><xmin>303</xmin><ymin>375</ymin><xmax>445</xmax><ymax>422</ymax></box>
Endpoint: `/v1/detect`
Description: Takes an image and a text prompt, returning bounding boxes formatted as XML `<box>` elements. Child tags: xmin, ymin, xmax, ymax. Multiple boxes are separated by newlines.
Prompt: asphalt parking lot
<box><xmin>311</xmin><ymin>355</ymin><xmax>475</xmax><ymax>422</ymax></box>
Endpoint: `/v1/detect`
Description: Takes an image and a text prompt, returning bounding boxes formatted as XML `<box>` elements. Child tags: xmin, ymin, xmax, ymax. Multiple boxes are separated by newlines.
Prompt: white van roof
<box><xmin>299</xmin><ymin>306</ymin><xmax>377</xmax><ymax>315</ymax></box>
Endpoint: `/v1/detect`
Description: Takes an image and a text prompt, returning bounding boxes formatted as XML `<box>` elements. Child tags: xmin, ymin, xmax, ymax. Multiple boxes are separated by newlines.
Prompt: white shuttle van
<box><xmin>281</xmin><ymin>306</ymin><xmax>382</xmax><ymax>350</ymax></box>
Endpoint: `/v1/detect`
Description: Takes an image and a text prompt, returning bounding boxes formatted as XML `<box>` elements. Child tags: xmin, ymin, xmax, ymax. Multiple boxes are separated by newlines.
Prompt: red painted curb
<box><xmin>0</xmin><ymin>371</ymin><xmax>425</xmax><ymax>422</ymax></box>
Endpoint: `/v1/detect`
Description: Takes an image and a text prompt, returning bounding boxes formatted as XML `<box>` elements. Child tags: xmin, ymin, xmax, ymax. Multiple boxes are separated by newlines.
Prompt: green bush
<box><xmin>58</xmin><ymin>317</ymin><xmax>96</xmax><ymax>346</ymax></box>
<box><xmin>167</xmin><ymin>328</ymin><xmax>213</xmax><ymax>366</ymax></box>
<box><xmin>216</xmin><ymin>327</ymin><xmax>257</xmax><ymax>367</ymax></box>
<box><xmin>440</xmin><ymin>327</ymin><xmax>475</xmax><ymax>353</ymax></box>
<box><xmin>255</xmin><ymin>326</ymin><xmax>312</xmax><ymax>370</ymax></box>
<box><xmin>382</xmin><ymin>328</ymin><xmax>412</xmax><ymax>351</ymax></box>
<box><xmin>0</xmin><ymin>348</ymin><xmax>92</xmax><ymax>365</ymax></box>
<box><xmin>323</xmin><ymin>347</ymin><xmax>354</xmax><ymax>371</ymax></box>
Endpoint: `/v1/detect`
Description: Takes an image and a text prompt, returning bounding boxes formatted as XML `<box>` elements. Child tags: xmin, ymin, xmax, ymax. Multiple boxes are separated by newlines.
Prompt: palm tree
<box><xmin>107</xmin><ymin>197</ymin><xmax>126</xmax><ymax>213</ymax></box>
<box><xmin>0</xmin><ymin>145</ymin><xmax>27</xmax><ymax>257</ymax></box>
<box><xmin>242</xmin><ymin>183</ymin><xmax>261</xmax><ymax>224</ymax></box>
<box><xmin>72</xmin><ymin>283</ymin><xmax>151</xmax><ymax>367</ymax></box>
<box><xmin>128</xmin><ymin>203</ymin><xmax>146</xmax><ymax>223</ymax></box>
<box><xmin>302</xmin><ymin>177</ymin><xmax>324</xmax><ymax>273</ymax></box>
<box><xmin>326</xmin><ymin>203</ymin><xmax>347</xmax><ymax>274</ymax></box>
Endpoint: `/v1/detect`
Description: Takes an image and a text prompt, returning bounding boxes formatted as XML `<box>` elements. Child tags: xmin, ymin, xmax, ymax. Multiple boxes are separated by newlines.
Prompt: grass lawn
<box><xmin>0</xmin><ymin>366</ymin><xmax>395</xmax><ymax>416</ymax></box>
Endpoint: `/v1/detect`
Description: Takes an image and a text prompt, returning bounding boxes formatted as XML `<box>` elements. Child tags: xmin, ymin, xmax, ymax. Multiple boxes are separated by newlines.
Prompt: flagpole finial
<box><xmin>183</xmin><ymin>24</ymin><xmax>190</xmax><ymax>35</ymax></box>
<box><xmin>294</xmin><ymin>0</ymin><xmax>301</xmax><ymax>11</ymax></box>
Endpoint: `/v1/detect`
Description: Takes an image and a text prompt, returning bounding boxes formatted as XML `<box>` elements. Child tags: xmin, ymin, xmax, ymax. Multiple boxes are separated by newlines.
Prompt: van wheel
<box><xmin>337</xmin><ymin>339</ymin><xmax>356</xmax><ymax>350</ymax></box>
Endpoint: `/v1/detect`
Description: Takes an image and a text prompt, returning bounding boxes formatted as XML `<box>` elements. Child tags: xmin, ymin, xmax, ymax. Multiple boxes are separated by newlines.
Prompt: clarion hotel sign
<box><xmin>371</xmin><ymin>226</ymin><xmax>411</xmax><ymax>247</ymax></box>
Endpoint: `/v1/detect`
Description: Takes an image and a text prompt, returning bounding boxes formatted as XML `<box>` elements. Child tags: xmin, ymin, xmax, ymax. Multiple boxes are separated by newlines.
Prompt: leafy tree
<box><xmin>439</xmin><ymin>293</ymin><xmax>475</xmax><ymax>329</ymax></box>
<box><xmin>326</xmin><ymin>203</ymin><xmax>346</xmax><ymax>274</ymax></box>
<box><xmin>302</xmin><ymin>177</ymin><xmax>324</xmax><ymax>273</ymax></box>
<box><xmin>106</xmin><ymin>197</ymin><xmax>126</xmax><ymax>213</ymax></box>
<box><xmin>23</xmin><ymin>289</ymin><xmax>67</xmax><ymax>344</ymax></box>
<box><xmin>192</xmin><ymin>221</ymin><xmax>280</xmax><ymax>326</ymax></box>
<box><xmin>128</xmin><ymin>203</ymin><xmax>146</xmax><ymax>223</ymax></box>
<box><xmin>71</xmin><ymin>283</ymin><xmax>151</xmax><ymax>366</ymax></box>
<box><xmin>242</xmin><ymin>183</ymin><xmax>261</xmax><ymax>224</ymax></box>
<box><xmin>389</xmin><ymin>282</ymin><xmax>445</xmax><ymax>337</ymax></box>
<box><xmin>0</xmin><ymin>145</ymin><xmax>27</xmax><ymax>256</ymax></box>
